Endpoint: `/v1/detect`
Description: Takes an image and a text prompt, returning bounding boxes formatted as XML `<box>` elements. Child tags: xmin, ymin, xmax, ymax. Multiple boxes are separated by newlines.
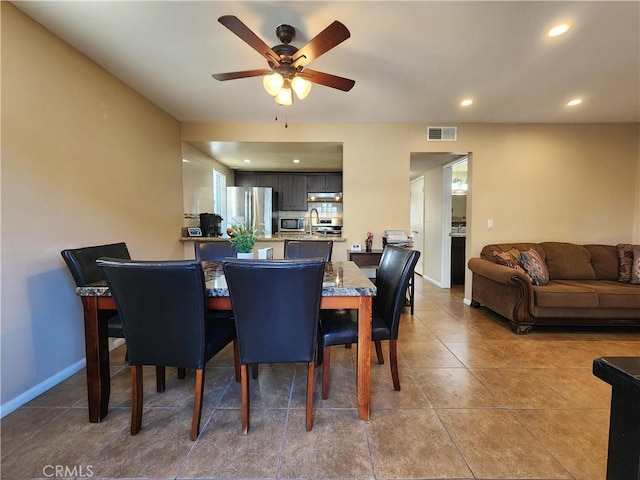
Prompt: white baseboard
<box><xmin>0</xmin><ymin>338</ymin><xmax>125</xmax><ymax>419</ymax></box>
<box><xmin>423</xmin><ymin>275</ymin><xmax>446</xmax><ymax>288</ymax></box>
<box><xmin>0</xmin><ymin>358</ymin><xmax>86</xmax><ymax>418</ymax></box>
<box><xmin>463</xmin><ymin>297</ymin><xmax>472</xmax><ymax>306</ymax></box>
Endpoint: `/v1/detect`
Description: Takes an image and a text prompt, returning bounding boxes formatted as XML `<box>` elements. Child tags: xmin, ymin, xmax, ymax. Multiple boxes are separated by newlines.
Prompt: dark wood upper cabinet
<box><xmin>255</xmin><ymin>174</ymin><xmax>279</xmax><ymax>190</ymax></box>
<box><xmin>234</xmin><ymin>173</ymin><xmax>256</xmax><ymax>188</ymax></box>
<box><xmin>307</xmin><ymin>173</ymin><xmax>342</xmax><ymax>192</ymax></box>
<box><xmin>278</xmin><ymin>174</ymin><xmax>308</xmax><ymax>211</ymax></box>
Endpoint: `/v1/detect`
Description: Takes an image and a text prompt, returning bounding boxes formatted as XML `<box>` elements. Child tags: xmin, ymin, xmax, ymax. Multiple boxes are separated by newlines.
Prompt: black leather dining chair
<box><xmin>319</xmin><ymin>246</ymin><xmax>420</xmax><ymax>399</ymax></box>
<box><xmin>96</xmin><ymin>258</ymin><xmax>239</xmax><ymax>441</ymax></box>
<box><xmin>194</xmin><ymin>240</ymin><xmax>237</xmax><ymax>261</ymax></box>
<box><xmin>284</xmin><ymin>239</ymin><xmax>333</xmax><ymax>261</ymax></box>
<box><xmin>222</xmin><ymin>258</ymin><xmax>325</xmax><ymax>433</ymax></box>
<box><xmin>61</xmin><ymin>243</ymin><xmax>181</xmax><ymax>390</ymax></box>
<box><xmin>61</xmin><ymin>242</ymin><xmax>130</xmax><ymax>340</ymax></box>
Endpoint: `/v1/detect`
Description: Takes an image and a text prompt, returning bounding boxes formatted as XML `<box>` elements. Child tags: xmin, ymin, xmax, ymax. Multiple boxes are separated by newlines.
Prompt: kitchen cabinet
<box><xmin>278</xmin><ymin>174</ymin><xmax>308</xmax><ymax>211</ymax></box>
<box><xmin>451</xmin><ymin>236</ymin><xmax>466</xmax><ymax>286</ymax></box>
<box><xmin>234</xmin><ymin>173</ymin><xmax>256</xmax><ymax>187</ymax></box>
<box><xmin>234</xmin><ymin>173</ymin><xmax>279</xmax><ymax>190</ymax></box>
<box><xmin>255</xmin><ymin>174</ymin><xmax>279</xmax><ymax>190</ymax></box>
<box><xmin>307</xmin><ymin>173</ymin><xmax>342</xmax><ymax>192</ymax></box>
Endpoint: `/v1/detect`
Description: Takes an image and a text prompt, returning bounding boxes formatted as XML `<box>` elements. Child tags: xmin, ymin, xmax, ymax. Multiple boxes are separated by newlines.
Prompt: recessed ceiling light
<box><xmin>548</xmin><ymin>23</ymin><xmax>571</xmax><ymax>37</ymax></box>
<box><xmin>293</xmin><ymin>159</ymin><xmax>300</xmax><ymax>164</ymax></box>
<box><xmin>460</xmin><ymin>99</ymin><xmax>473</xmax><ymax>107</ymax></box>
<box><xmin>182</xmin><ymin>159</ymin><xmax>190</xmax><ymax>163</ymax></box>
<box><xmin>567</xmin><ymin>98</ymin><xmax>582</xmax><ymax>106</ymax></box>
<box><xmin>244</xmin><ymin>159</ymin><xmax>251</xmax><ymax>163</ymax></box>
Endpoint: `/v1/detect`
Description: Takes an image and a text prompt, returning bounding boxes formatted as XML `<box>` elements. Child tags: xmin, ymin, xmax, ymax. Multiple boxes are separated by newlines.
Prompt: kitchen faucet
<box><xmin>309</xmin><ymin>208</ymin><xmax>319</xmax><ymax>234</ymax></box>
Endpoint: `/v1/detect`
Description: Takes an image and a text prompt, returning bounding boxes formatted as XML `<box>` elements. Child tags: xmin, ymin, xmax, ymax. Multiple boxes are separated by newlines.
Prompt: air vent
<box><xmin>427</xmin><ymin>126</ymin><xmax>457</xmax><ymax>141</ymax></box>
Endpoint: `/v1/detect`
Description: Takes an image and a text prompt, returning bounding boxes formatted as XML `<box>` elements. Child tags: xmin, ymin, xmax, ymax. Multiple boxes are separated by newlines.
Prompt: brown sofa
<box><xmin>468</xmin><ymin>242</ymin><xmax>640</xmax><ymax>334</ymax></box>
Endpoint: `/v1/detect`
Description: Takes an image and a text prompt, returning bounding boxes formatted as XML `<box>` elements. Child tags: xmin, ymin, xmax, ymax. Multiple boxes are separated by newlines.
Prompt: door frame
<box><xmin>410</xmin><ymin>176</ymin><xmax>425</xmax><ymax>275</ymax></box>
<box><xmin>441</xmin><ymin>157</ymin><xmax>468</xmax><ymax>289</ymax></box>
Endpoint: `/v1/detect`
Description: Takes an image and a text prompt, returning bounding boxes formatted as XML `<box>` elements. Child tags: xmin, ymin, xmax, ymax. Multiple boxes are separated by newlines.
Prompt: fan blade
<box><xmin>218</xmin><ymin>15</ymin><xmax>281</xmax><ymax>66</ymax></box>
<box><xmin>212</xmin><ymin>69</ymin><xmax>272</xmax><ymax>81</ymax></box>
<box><xmin>292</xmin><ymin>21</ymin><xmax>351</xmax><ymax>68</ymax></box>
<box><xmin>301</xmin><ymin>69</ymin><xmax>355</xmax><ymax>92</ymax></box>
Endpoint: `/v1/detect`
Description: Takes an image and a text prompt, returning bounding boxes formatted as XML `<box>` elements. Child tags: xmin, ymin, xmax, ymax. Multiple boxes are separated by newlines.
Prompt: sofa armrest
<box><xmin>468</xmin><ymin>257</ymin><xmax>534</xmax><ymax>332</ymax></box>
<box><xmin>468</xmin><ymin>258</ymin><xmax>530</xmax><ymax>285</ymax></box>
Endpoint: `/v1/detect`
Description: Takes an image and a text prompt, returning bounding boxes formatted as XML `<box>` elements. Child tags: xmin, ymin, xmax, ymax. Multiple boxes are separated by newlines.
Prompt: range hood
<box><xmin>307</xmin><ymin>192</ymin><xmax>343</xmax><ymax>202</ymax></box>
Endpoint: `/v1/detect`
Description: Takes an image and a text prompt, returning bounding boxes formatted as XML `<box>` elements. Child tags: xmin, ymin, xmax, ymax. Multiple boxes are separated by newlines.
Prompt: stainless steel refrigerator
<box><xmin>226</xmin><ymin>187</ymin><xmax>276</xmax><ymax>236</ymax></box>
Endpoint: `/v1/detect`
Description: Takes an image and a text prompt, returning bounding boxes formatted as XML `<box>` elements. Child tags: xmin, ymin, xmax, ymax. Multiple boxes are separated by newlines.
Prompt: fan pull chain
<box><xmin>274</xmin><ymin>105</ymin><xmax>288</xmax><ymax>128</ymax></box>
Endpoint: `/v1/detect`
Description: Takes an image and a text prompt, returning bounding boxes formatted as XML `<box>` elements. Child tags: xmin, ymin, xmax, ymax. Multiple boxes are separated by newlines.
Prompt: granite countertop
<box><xmin>76</xmin><ymin>260</ymin><xmax>375</xmax><ymax>298</ymax></box>
<box><xmin>181</xmin><ymin>235</ymin><xmax>347</xmax><ymax>242</ymax></box>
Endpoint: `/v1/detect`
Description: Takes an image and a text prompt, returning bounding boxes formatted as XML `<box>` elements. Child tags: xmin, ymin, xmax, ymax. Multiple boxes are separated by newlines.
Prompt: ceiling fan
<box><xmin>212</xmin><ymin>15</ymin><xmax>355</xmax><ymax>106</ymax></box>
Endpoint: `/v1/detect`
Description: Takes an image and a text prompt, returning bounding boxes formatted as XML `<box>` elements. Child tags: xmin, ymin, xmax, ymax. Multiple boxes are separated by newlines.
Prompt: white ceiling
<box><xmin>13</xmin><ymin>1</ymin><xmax>640</xmax><ymax>172</ymax></box>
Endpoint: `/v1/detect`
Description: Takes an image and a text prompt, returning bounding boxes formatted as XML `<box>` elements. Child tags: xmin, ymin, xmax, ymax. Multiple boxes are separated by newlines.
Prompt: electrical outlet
<box><xmin>351</xmin><ymin>243</ymin><xmax>362</xmax><ymax>251</ymax></box>
<box><xmin>487</xmin><ymin>219</ymin><xmax>494</xmax><ymax>230</ymax></box>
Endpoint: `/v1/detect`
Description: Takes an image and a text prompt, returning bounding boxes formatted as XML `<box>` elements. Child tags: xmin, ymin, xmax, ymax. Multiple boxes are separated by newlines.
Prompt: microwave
<box><xmin>279</xmin><ymin>217</ymin><xmax>305</xmax><ymax>232</ymax></box>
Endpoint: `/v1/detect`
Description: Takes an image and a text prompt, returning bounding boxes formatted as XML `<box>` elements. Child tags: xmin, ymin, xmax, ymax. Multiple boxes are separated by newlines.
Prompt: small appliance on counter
<box><xmin>382</xmin><ymin>230</ymin><xmax>413</xmax><ymax>247</ymax></box>
<box><xmin>199</xmin><ymin>213</ymin><xmax>222</xmax><ymax>237</ymax></box>
<box><xmin>279</xmin><ymin>217</ymin><xmax>306</xmax><ymax>233</ymax></box>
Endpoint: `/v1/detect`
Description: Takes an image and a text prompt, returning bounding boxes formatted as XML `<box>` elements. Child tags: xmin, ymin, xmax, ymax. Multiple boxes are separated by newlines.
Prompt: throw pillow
<box><xmin>492</xmin><ymin>248</ymin><xmax>526</xmax><ymax>273</ymax></box>
<box><xmin>616</xmin><ymin>243</ymin><xmax>636</xmax><ymax>282</ymax></box>
<box><xmin>631</xmin><ymin>247</ymin><xmax>640</xmax><ymax>285</ymax></box>
<box><xmin>520</xmin><ymin>249</ymin><xmax>549</xmax><ymax>286</ymax></box>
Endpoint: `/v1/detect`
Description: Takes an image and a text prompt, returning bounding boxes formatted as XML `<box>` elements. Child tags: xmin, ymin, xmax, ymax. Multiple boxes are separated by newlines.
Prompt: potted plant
<box><xmin>228</xmin><ymin>224</ymin><xmax>257</xmax><ymax>258</ymax></box>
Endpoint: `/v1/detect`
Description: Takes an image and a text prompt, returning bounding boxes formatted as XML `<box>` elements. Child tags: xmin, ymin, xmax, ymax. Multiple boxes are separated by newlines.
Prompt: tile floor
<box><xmin>2</xmin><ymin>277</ymin><xmax>639</xmax><ymax>480</ymax></box>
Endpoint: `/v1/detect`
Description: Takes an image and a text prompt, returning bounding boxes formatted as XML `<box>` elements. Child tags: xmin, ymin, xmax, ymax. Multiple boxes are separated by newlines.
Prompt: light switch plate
<box><xmin>351</xmin><ymin>244</ymin><xmax>362</xmax><ymax>251</ymax></box>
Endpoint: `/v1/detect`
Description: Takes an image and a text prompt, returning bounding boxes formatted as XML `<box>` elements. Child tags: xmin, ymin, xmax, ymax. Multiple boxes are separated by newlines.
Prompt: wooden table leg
<box><xmin>357</xmin><ymin>296</ymin><xmax>372</xmax><ymax>420</ymax></box>
<box><xmin>81</xmin><ymin>296</ymin><xmax>111</xmax><ymax>422</ymax></box>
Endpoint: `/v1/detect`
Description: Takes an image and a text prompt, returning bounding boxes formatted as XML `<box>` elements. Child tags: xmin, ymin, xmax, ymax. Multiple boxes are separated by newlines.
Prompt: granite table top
<box><xmin>77</xmin><ymin>260</ymin><xmax>376</xmax><ymax>298</ymax></box>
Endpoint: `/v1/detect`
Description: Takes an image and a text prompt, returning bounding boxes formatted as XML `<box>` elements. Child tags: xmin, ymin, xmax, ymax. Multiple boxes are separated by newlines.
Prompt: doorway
<box><xmin>409</xmin><ymin>152</ymin><xmax>469</xmax><ymax>288</ymax></box>
<box><xmin>444</xmin><ymin>158</ymin><xmax>468</xmax><ymax>287</ymax></box>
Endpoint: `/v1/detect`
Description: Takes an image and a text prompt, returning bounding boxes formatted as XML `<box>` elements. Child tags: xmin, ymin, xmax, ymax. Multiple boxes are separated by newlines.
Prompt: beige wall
<box><xmin>1</xmin><ymin>3</ymin><xmax>182</xmax><ymax>411</ymax></box>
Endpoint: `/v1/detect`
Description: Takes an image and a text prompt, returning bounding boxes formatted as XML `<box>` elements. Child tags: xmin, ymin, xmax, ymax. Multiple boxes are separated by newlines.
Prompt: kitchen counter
<box><xmin>180</xmin><ymin>235</ymin><xmax>347</xmax><ymax>242</ymax></box>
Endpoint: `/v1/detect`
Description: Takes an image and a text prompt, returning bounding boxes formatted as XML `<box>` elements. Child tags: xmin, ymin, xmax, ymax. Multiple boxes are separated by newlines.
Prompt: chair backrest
<box><xmin>222</xmin><ymin>258</ymin><xmax>325</xmax><ymax>365</ymax></box>
<box><xmin>61</xmin><ymin>242</ymin><xmax>130</xmax><ymax>286</ymax></box>
<box><xmin>96</xmin><ymin>258</ymin><xmax>209</xmax><ymax>369</ymax></box>
<box><xmin>374</xmin><ymin>246</ymin><xmax>420</xmax><ymax>338</ymax></box>
<box><xmin>284</xmin><ymin>240</ymin><xmax>333</xmax><ymax>262</ymax></box>
<box><xmin>194</xmin><ymin>240</ymin><xmax>237</xmax><ymax>261</ymax></box>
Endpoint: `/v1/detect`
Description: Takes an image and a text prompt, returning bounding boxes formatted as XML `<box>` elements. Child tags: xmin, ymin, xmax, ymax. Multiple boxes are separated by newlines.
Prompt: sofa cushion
<box><xmin>558</xmin><ymin>280</ymin><xmax>640</xmax><ymax>309</ymax></box>
<box><xmin>540</xmin><ymin>242</ymin><xmax>596</xmax><ymax>280</ymax></box>
<box><xmin>520</xmin><ymin>249</ymin><xmax>549</xmax><ymax>286</ymax></box>
<box><xmin>616</xmin><ymin>243</ymin><xmax>636</xmax><ymax>282</ymax></box>
<box><xmin>492</xmin><ymin>248</ymin><xmax>526</xmax><ymax>273</ymax></box>
<box><xmin>481</xmin><ymin>243</ymin><xmax>545</xmax><ymax>263</ymax></box>
<box><xmin>632</xmin><ymin>247</ymin><xmax>640</xmax><ymax>285</ymax></box>
<box><xmin>584</xmin><ymin>245</ymin><xmax>620</xmax><ymax>281</ymax></box>
<box><xmin>532</xmin><ymin>281</ymin><xmax>599</xmax><ymax>308</ymax></box>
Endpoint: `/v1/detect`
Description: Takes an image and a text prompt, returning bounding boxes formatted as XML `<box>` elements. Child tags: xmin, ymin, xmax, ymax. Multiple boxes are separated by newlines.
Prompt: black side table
<box><xmin>592</xmin><ymin>357</ymin><xmax>640</xmax><ymax>480</ymax></box>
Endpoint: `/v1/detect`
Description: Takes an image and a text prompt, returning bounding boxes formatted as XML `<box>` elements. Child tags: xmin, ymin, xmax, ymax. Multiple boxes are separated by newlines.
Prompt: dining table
<box><xmin>76</xmin><ymin>260</ymin><xmax>376</xmax><ymax>423</ymax></box>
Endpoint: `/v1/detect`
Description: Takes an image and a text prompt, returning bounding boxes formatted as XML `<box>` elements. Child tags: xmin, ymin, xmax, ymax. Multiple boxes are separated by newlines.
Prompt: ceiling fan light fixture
<box><xmin>291</xmin><ymin>76</ymin><xmax>312</xmax><ymax>99</ymax></box>
<box><xmin>275</xmin><ymin>87</ymin><xmax>293</xmax><ymax>106</ymax></box>
<box><xmin>263</xmin><ymin>73</ymin><xmax>284</xmax><ymax>96</ymax></box>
